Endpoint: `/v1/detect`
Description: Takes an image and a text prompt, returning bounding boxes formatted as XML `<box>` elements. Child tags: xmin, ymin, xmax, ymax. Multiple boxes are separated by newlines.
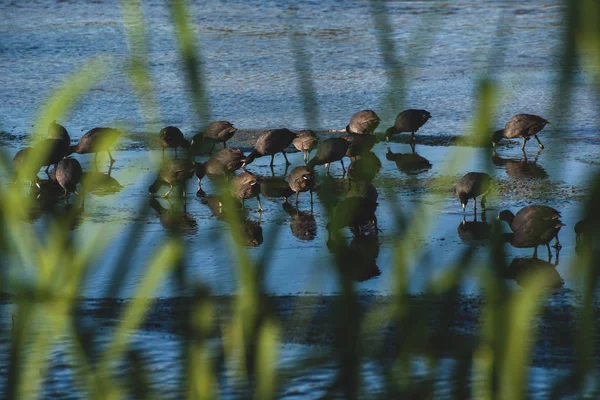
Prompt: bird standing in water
<box><xmin>288</xmin><ymin>166</ymin><xmax>316</xmax><ymax>205</ymax></box>
<box><xmin>242</xmin><ymin>128</ymin><xmax>297</xmax><ymax>169</ymax></box>
<box><xmin>191</xmin><ymin>120</ymin><xmax>237</xmax><ymax>153</ymax></box>
<box><xmin>293</xmin><ymin>130</ymin><xmax>319</xmax><ymax>164</ymax></box>
<box><xmin>159</xmin><ymin>126</ymin><xmax>190</xmax><ymax>159</ymax></box>
<box><xmin>385</xmin><ymin>109</ymin><xmax>431</xmax><ymax>143</ymax></box>
<box><xmin>69</xmin><ymin>127</ymin><xmax>121</xmax><ymax>165</ymax></box>
<box><xmin>492</xmin><ymin>114</ymin><xmax>549</xmax><ymax>150</ymax></box>
<box><xmin>346</xmin><ymin>110</ymin><xmax>380</xmax><ymax>135</ymax></box>
<box><xmin>307</xmin><ymin>137</ymin><xmax>350</xmax><ymax>175</ymax></box>
<box><xmin>455</xmin><ymin>172</ymin><xmax>491</xmax><ymax>212</ymax></box>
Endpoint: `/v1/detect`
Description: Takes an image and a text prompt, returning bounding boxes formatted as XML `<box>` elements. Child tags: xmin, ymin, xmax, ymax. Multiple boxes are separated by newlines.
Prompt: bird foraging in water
<box><xmin>191</xmin><ymin>121</ymin><xmax>237</xmax><ymax>153</ymax></box>
<box><xmin>288</xmin><ymin>166</ymin><xmax>316</xmax><ymax>205</ymax></box>
<box><xmin>344</xmin><ymin>133</ymin><xmax>376</xmax><ymax>160</ymax></box>
<box><xmin>149</xmin><ymin>159</ymin><xmax>200</xmax><ymax>198</ymax></box>
<box><xmin>293</xmin><ymin>130</ymin><xmax>319</xmax><ymax>164</ymax></box>
<box><xmin>455</xmin><ymin>172</ymin><xmax>491</xmax><ymax>212</ymax></box>
<box><xmin>231</xmin><ymin>172</ymin><xmax>263</xmax><ymax>212</ymax></box>
<box><xmin>69</xmin><ymin>127</ymin><xmax>121</xmax><ymax>165</ymax></box>
<box><xmin>48</xmin><ymin>120</ymin><xmax>70</xmax><ymax>142</ymax></box>
<box><xmin>55</xmin><ymin>157</ymin><xmax>83</xmax><ymax>201</ymax></box>
<box><xmin>159</xmin><ymin>126</ymin><xmax>190</xmax><ymax>159</ymax></box>
<box><xmin>492</xmin><ymin>114</ymin><xmax>549</xmax><ymax>150</ymax></box>
<box><xmin>498</xmin><ymin>205</ymin><xmax>564</xmax><ymax>258</ymax></box>
<box><xmin>307</xmin><ymin>137</ymin><xmax>350</xmax><ymax>175</ymax></box>
<box><xmin>385</xmin><ymin>109</ymin><xmax>431</xmax><ymax>142</ymax></box>
<box><xmin>32</xmin><ymin>138</ymin><xmax>71</xmax><ymax>174</ymax></box>
<box><xmin>346</xmin><ymin>110</ymin><xmax>380</xmax><ymax>135</ymax></box>
<box><xmin>242</xmin><ymin>128</ymin><xmax>297</xmax><ymax>168</ymax></box>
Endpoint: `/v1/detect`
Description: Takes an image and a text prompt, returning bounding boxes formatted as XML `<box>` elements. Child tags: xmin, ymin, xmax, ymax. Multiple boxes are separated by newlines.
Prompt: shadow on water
<box><xmin>385</xmin><ymin>145</ymin><xmax>432</xmax><ymax>174</ymax></box>
<box><xmin>503</xmin><ymin>256</ymin><xmax>564</xmax><ymax>290</ymax></box>
<box><xmin>282</xmin><ymin>202</ymin><xmax>317</xmax><ymax>241</ymax></box>
<box><xmin>492</xmin><ymin>149</ymin><xmax>548</xmax><ymax>180</ymax></box>
<box><xmin>457</xmin><ymin>211</ymin><xmax>491</xmax><ymax>243</ymax></box>
<box><xmin>327</xmin><ymin>232</ymin><xmax>382</xmax><ymax>283</ymax></box>
<box><xmin>148</xmin><ymin>197</ymin><xmax>198</xmax><ymax>236</ymax></box>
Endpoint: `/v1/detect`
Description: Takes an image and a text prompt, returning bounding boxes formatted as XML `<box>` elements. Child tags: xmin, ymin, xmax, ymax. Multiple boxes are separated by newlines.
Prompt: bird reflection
<box><xmin>328</xmin><ymin>233</ymin><xmax>381</xmax><ymax>282</ymax></box>
<box><xmin>347</xmin><ymin>151</ymin><xmax>381</xmax><ymax>183</ymax></box>
<box><xmin>503</xmin><ymin>256</ymin><xmax>563</xmax><ymax>289</ymax></box>
<box><xmin>457</xmin><ymin>212</ymin><xmax>491</xmax><ymax>243</ymax></box>
<box><xmin>492</xmin><ymin>150</ymin><xmax>548</xmax><ymax>179</ymax></box>
<box><xmin>282</xmin><ymin>202</ymin><xmax>317</xmax><ymax>241</ymax></box>
<box><xmin>18</xmin><ymin>180</ymin><xmax>84</xmax><ymax>229</ymax></box>
<box><xmin>258</xmin><ymin>175</ymin><xmax>293</xmax><ymax>203</ymax></box>
<box><xmin>82</xmin><ymin>166</ymin><xmax>123</xmax><ymax>197</ymax></box>
<box><xmin>327</xmin><ymin>183</ymin><xmax>379</xmax><ymax>236</ymax></box>
<box><xmin>386</xmin><ymin>146</ymin><xmax>432</xmax><ymax>173</ymax></box>
<box><xmin>149</xmin><ymin>197</ymin><xmax>198</xmax><ymax>235</ymax></box>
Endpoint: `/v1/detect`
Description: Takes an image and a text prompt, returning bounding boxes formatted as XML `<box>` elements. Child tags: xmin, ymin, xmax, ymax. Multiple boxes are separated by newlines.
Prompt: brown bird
<box><xmin>48</xmin><ymin>120</ymin><xmax>70</xmax><ymax>142</ymax></box>
<box><xmin>307</xmin><ymin>137</ymin><xmax>350</xmax><ymax>175</ymax></box>
<box><xmin>55</xmin><ymin>157</ymin><xmax>83</xmax><ymax>201</ymax></box>
<box><xmin>288</xmin><ymin>166</ymin><xmax>316</xmax><ymax>205</ymax></box>
<box><xmin>69</xmin><ymin>127</ymin><xmax>121</xmax><ymax>164</ymax></box>
<box><xmin>191</xmin><ymin>120</ymin><xmax>237</xmax><ymax>152</ymax></box>
<box><xmin>243</xmin><ymin>128</ymin><xmax>297</xmax><ymax>168</ymax></box>
<box><xmin>231</xmin><ymin>172</ymin><xmax>263</xmax><ymax>211</ymax></box>
<box><xmin>498</xmin><ymin>205</ymin><xmax>564</xmax><ymax>258</ymax></box>
<box><xmin>149</xmin><ymin>159</ymin><xmax>199</xmax><ymax>198</ymax></box>
<box><xmin>292</xmin><ymin>130</ymin><xmax>319</xmax><ymax>164</ymax></box>
<box><xmin>32</xmin><ymin>138</ymin><xmax>71</xmax><ymax>174</ymax></box>
<box><xmin>12</xmin><ymin>147</ymin><xmax>38</xmax><ymax>186</ymax></box>
<box><xmin>492</xmin><ymin>114</ymin><xmax>549</xmax><ymax>150</ymax></box>
<box><xmin>158</xmin><ymin>126</ymin><xmax>190</xmax><ymax>159</ymax></box>
<box><xmin>345</xmin><ymin>133</ymin><xmax>376</xmax><ymax>160</ymax></box>
<box><xmin>346</xmin><ymin>110</ymin><xmax>380</xmax><ymax>134</ymax></box>
<box><xmin>385</xmin><ymin>109</ymin><xmax>431</xmax><ymax>142</ymax></box>
<box><xmin>455</xmin><ymin>172</ymin><xmax>491</xmax><ymax>212</ymax></box>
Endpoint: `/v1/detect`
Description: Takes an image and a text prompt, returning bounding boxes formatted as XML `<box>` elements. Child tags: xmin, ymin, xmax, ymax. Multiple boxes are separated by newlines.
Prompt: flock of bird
<box><xmin>9</xmin><ymin>109</ymin><xmax>581</xmax><ymax>260</ymax></box>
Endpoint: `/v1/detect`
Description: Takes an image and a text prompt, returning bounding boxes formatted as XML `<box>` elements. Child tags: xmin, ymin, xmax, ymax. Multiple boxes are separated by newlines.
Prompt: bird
<box><xmin>31</xmin><ymin>138</ymin><xmax>71</xmax><ymax>174</ymax></box>
<box><xmin>385</xmin><ymin>147</ymin><xmax>431</xmax><ymax>173</ymax></box>
<box><xmin>385</xmin><ymin>109</ymin><xmax>431</xmax><ymax>142</ymax></box>
<box><xmin>292</xmin><ymin>130</ymin><xmax>319</xmax><ymax>164</ymax></box>
<box><xmin>258</xmin><ymin>176</ymin><xmax>294</xmax><ymax>202</ymax></box>
<box><xmin>158</xmin><ymin>126</ymin><xmax>190</xmax><ymax>159</ymax></box>
<box><xmin>148</xmin><ymin>159</ymin><xmax>199</xmax><ymax>198</ymax></box>
<box><xmin>195</xmin><ymin>162</ymin><xmax>207</xmax><ymax>197</ymax></box>
<box><xmin>574</xmin><ymin>219</ymin><xmax>590</xmax><ymax>244</ymax></box>
<box><xmin>191</xmin><ymin>120</ymin><xmax>237</xmax><ymax>152</ymax></box>
<box><xmin>307</xmin><ymin>137</ymin><xmax>350</xmax><ymax>175</ymax></box>
<box><xmin>55</xmin><ymin>157</ymin><xmax>83</xmax><ymax>201</ymax></box>
<box><xmin>498</xmin><ymin>205</ymin><xmax>565</xmax><ymax>258</ymax></box>
<box><xmin>48</xmin><ymin>120</ymin><xmax>70</xmax><ymax>142</ymax></box>
<box><xmin>288</xmin><ymin>166</ymin><xmax>316</xmax><ymax>205</ymax></box>
<box><xmin>455</xmin><ymin>172</ymin><xmax>491</xmax><ymax>212</ymax></box>
<box><xmin>346</xmin><ymin>110</ymin><xmax>380</xmax><ymax>135</ymax></box>
<box><xmin>196</xmin><ymin>147</ymin><xmax>246</xmax><ymax>195</ymax></box>
<box><xmin>231</xmin><ymin>172</ymin><xmax>263</xmax><ymax>211</ymax></box>
<box><xmin>345</xmin><ymin>133</ymin><xmax>376</xmax><ymax>160</ymax></box>
<box><xmin>12</xmin><ymin>147</ymin><xmax>37</xmax><ymax>185</ymax></box>
<box><xmin>69</xmin><ymin>127</ymin><xmax>121</xmax><ymax>165</ymax></box>
<box><xmin>491</xmin><ymin>114</ymin><xmax>549</xmax><ymax>150</ymax></box>
<box><xmin>347</xmin><ymin>152</ymin><xmax>381</xmax><ymax>183</ymax></box>
<box><xmin>208</xmin><ymin>147</ymin><xmax>246</xmax><ymax>172</ymax></box>
<box><xmin>242</xmin><ymin>128</ymin><xmax>297</xmax><ymax>168</ymax></box>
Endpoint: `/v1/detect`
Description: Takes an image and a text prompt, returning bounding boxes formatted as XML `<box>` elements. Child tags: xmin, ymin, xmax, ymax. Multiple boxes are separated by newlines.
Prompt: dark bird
<box><xmin>55</xmin><ymin>157</ymin><xmax>83</xmax><ymax>201</ymax></box>
<box><xmin>574</xmin><ymin>219</ymin><xmax>590</xmax><ymax>244</ymax></box>
<box><xmin>492</xmin><ymin>150</ymin><xmax>548</xmax><ymax>180</ymax></box>
<box><xmin>385</xmin><ymin>109</ymin><xmax>431</xmax><ymax>142</ymax></box>
<box><xmin>158</xmin><ymin>126</ymin><xmax>190</xmax><ymax>159</ymax></box>
<box><xmin>231</xmin><ymin>172</ymin><xmax>263</xmax><ymax>211</ymax></box>
<box><xmin>149</xmin><ymin>159</ymin><xmax>199</xmax><ymax>198</ymax></box>
<box><xmin>457</xmin><ymin>213</ymin><xmax>491</xmax><ymax>243</ymax></box>
<box><xmin>32</xmin><ymin>138</ymin><xmax>71</xmax><ymax>174</ymax></box>
<box><xmin>345</xmin><ymin>133</ymin><xmax>376</xmax><ymax>160</ymax></box>
<box><xmin>258</xmin><ymin>176</ymin><xmax>294</xmax><ymax>202</ymax></box>
<box><xmin>149</xmin><ymin>197</ymin><xmax>198</xmax><ymax>236</ymax></box>
<box><xmin>282</xmin><ymin>203</ymin><xmax>317</xmax><ymax>241</ymax></box>
<box><xmin>69</xmin><ymin>127</ymin><xmax>121</xmax><ymax>165</ymax></box>
<box><xmin>503</xmin><ymin>257</ymin><xmax>563</xmax><ymax>289</ymax></box>
<box><xmin>492</xmin><ymin>114</ymin><xmax>549</xmax><ymax>150</ymax></box>
<box><xmin>242</xmin><ymin>128</ymin><xmax>297</xmax><ymax>168</ymax></box>
<box><xmin>197</xmin><ymin>147</ymin><xmax>246</xmax><ymax>195</ymax></box>
<box><xmin>288</xmin><ymin>166</ymin><xmax>316</xmax><ymax>205</ymax></box>
<box><xmin>455</xmin><ymin>172</ymin><xmax>491</xmax><ymax>212</ymax></box>
<box><xmin>498</xmin><ymin>205</ymin><xmax>565</xmax><ymax>258</ymax></box>
<box><xmin>293</xmin><ymin>130</ymin><xmax>319</xmax><ymax>164</ymax></box>
<box><xmin>346</xmin><ymin>110</ymin><xmax>380</xmax><ymax>135</ymax></box>
<box><xmin>12</xmin><ymin>147</ymin><xmax>37</xmax><ymax>185</ymax></box>
<box><xmin>191</xmin><ymin>120</ymin><xmax>237</xmax><ymax>152</ymax></box>
<box><xmin>209</xmin><ymin>147</ymin><xmax>245</xmax><ymax>172</ymax></box>
<box><xmin>48</xmin><ymin>120</ymin><xmax>70</xmax><ymax>142</ymax></box>
<box><xmin>307</xmin><ymin>137</ymin><xmax>350</xmax><ymax>175</ymax></box>
<box><xmin>347</xmin><ymin>152</ymin><xmax>381</xmax><ymax>183</ymax></box>
<box><xmin>386</xmin><ymin>147</ymin><xmax>432</xmax><ymax>173</ymax></box>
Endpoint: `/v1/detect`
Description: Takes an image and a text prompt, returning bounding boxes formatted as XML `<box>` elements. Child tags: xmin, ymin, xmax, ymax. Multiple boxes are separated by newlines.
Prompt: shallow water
<box><xmin>1</xmin><ymin>0</ymin><xmax>599</xmax><ymax>397</ymax></box>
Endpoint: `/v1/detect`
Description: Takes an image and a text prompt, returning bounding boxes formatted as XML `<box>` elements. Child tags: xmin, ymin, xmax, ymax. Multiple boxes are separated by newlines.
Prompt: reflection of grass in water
<box><xmin>1</xmin><ymin>0</ymin><xmax>600</xmax><ymax>398</ymax></box>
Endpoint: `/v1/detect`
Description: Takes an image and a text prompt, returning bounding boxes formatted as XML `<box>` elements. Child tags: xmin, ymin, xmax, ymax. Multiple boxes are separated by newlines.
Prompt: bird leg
<box><xmin>223</xmin><ymin>141</ymin><xmax>227</xmax><ymax>149</ymax></box>
<box><xmin>163</xmin><ymin>184</ymin><xmax>174</xmax><ymax>198</ymax></box>
<box><xmin>340</xmin><ymin>159</ymin><xmax>346</xmax><ymax>173</ymax></box>
<box><xmin>410</xmin><ymin>142</ymin><xmax>416</xmax><ymax>154</ymax></box>
<box><xmin>546</xmin><ymin>243</ymin><xmax>552</xmax><ymax>259</ymax></box>
<box><xmin>45</xmin><ymin>165</ymin><xmax>50</xmax><ymax>174</ymax></box>
<box><xmin>521</xmin><ymin>137</ymin><xmax>528</xmax><ymax>151</ymax></box>
<box><xmin>282</xmin><ymin>151</ymin><xmax>291</xmax><ymax>165</ymax></box>
<box><xmin>473</xmin><ymin>197</ymin><xmax>477</xmax><ymax>212</ymax></box>
<box><xmin>304</xmin><ymin>151</ymin><xmax>308</xmax><ymax>165</ymax></box>
<box><xmin>174</xmin><ymin>148</ymin><xmax>178</xmax><ymax>159</ymax></box>
<box><xmin>162</xmin><ymin>148</ymin><xmax>165</xmax><ymax>160</ymax></box>
<box><xmin>108</xmin><ymin>150</ymin><xmax>115</xmax><ymax>164</ymax></box>
<box><xmin>325</xmin><ymin>163</ymin><xmax>330</xmax><ymax>176</ymax></box>
<box><xmin>411</xmin><ymin>132</ymin><xmax>415</xmax><ymax>142</ymax></box>
<box><xmin>270</xmin><ymin>154</ymin><xmax>275</xmax><ymax>167</ymax></box>
<box><xmin>533</xmin><ymin>246</ymin><xmax>538</xmax><ymax>258</ymax></box>
<box><xmin>257</xmin><ymin>195</ymin><xmax>264</xmax><ymax>212</ymax></box>
<box><xmin>552</xmin><ymin>235</ymin><xmax>562</xmax><ymax>249</ymax></box>
<box><xmin>197</xmin><ymin>179</ymin><xmax>206</xmax><ymax>197</ymax></box>
<box><xmin>534</xmin><ymin>135</ymin><xmax>545</xmax><ymax>149</ymax></box>
<box><xmin>481</xmin><ymin>195</ymin><xmax>487</xmax><ymax>211</ymax></box>
<box><xmin>210</xmin><ymin>142</ymin><xmax>216</xmax><ymax>154</ymax></box>
<box><xmin>310</xmin><ymin>190</ymin><xmax>313</xmax><ymax>205</ymax></box>
<box><xmin>295</xmin><ymin>191</ymin><xmax>300</xmax><ymax>205</ymax></box>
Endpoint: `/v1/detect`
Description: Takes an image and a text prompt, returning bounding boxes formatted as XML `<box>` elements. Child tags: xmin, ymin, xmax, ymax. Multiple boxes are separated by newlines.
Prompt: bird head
<box><xmin>491</xmin><ymin>129</ymin><xmax>505</xmax><ymax>146</ymax></box>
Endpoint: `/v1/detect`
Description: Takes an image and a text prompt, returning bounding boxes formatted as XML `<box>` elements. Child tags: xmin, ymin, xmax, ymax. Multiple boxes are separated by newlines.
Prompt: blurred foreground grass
<box><xmin>1</xmin><ymin>0</ymin><xmax>600</xmax><ymax>398</ymax></box>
